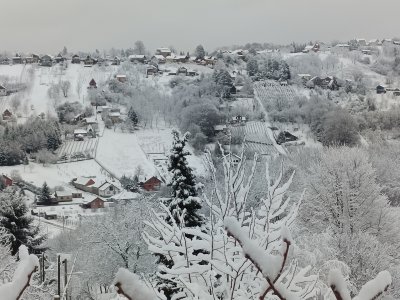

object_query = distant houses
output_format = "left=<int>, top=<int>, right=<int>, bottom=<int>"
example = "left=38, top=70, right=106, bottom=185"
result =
left=72, top=177, right=121, bottom=197
left=129, top=55, right=147, bottom=63
left=2, top=109, right=12, bottom=120
left=140, top=176, right=162, bottom=192
left=81, top=196, right=106, bottom=209
left=155, top=47, right=172, bottom=57
left=71, top=54, right=81, bottom=64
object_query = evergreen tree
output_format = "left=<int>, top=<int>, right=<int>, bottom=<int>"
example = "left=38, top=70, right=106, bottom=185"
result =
left=128, top=107, right=139, bottom=126
left=157, top=130, right=205, bottom=299
left=39, top=182, right=52, bottom=205
left=0, top=188, right=46, bottom=255
left=167, top=130, right=203, bottom=227
left=246, top=57, right=259, bottom=76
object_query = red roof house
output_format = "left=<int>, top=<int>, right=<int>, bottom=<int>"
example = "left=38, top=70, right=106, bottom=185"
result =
left=1, top=175, right=13, bottom=187
left=142, top=176, right=162, bottom=191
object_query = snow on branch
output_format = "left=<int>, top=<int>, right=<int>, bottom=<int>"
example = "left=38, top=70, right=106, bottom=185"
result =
left=0, top=245, right=39, bottom=300
left=329, top=269, right=391, bottom=300
left=114, top=268, right=157, bottom=300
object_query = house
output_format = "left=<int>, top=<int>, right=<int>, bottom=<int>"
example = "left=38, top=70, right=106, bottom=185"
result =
left=54, top=191, right=73, bottom=202
left=151, top=55, right=166, bottom=64
left=12, top=54, right=22, bottom=64
left=40, top=55, right=53, bottom=67
left=173, top=55, right=189, bottom=63
left=141, top=176, right=162, bottom=191
left=55, top=53, right=65, bottom=63
left=361, top=49, right=372, bottom=55
left=297, top=74, right=312, bottom=83
left=187, top=70, right=198, bottom=77
left=368, top=39, right=380, bottom=46
left=88, top=79, right=97, bottom=89
left=214, top=124, right=228, bottom=134
left=2, top=109, right=12, bottom=120
left=146, top=65, right=158, bottom=76
left=376, top=85, right=386, bottom=94
left=72, top=192, right=82, bottom=198
left=0, top=85, right=7, bottom=96
left=116, top=75, right=127, bottom=83
left=0, top=57, right=10, bottom=65
left=73, top=129, right=87, bottom=140
left=108, top=111, right=121, bottom=123
left=84, top=55, right=97, bottom=66
left=111, top=56, right=121, bottom=65
left=129, top=55, right=147, bottom=63
left=155, top=47, right=172, bottom=57
left=71, top=54, right=81, bottom=64
left=231, top=115, right=247, bottom=125
left=110, top=190, right=140, bottom=202
left=96, top=182, right=120, bottom=197
left=25, top=54, right=39, bottom=64
left=72, top=177, right=96, bottom=193
left=177, top=66, right=188, bottom=75
left=81, top=196, right=106, bottom=209
left=335, top=44, right=350, bottom=49
left=44, top=212, right=57, bottom=220
left=1, top=174, right=13, bottom=187
left=204, top=56, right=217, bottom=65
left=356, top=39, right=367, bottom=46
left=276, top=131, right=298, bottom=145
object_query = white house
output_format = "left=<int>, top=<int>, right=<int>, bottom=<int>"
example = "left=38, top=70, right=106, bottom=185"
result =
left=96, top=182, right=120, bottom=197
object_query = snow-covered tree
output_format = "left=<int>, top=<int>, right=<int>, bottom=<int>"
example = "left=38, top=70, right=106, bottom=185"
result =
left=39, top=182, right=52, bottom=205
left=167, top=130, right=203, bottom=227
left=0, top=188, right=46, bottom=255
left=194, top=45, right=206, bottom=60
left=128, top=106, right=139, bottom=127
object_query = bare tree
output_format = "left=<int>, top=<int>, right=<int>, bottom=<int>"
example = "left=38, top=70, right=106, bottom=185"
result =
left=60, top=80, right=71, bottom=98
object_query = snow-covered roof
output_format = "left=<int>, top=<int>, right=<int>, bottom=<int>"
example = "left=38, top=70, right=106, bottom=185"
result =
left=82, top=195, right=105, bottom=204
left=84, top=116, right=97, bottom=124
left=336, top=44, right=350, bottom=47
left=116, top=74, right=127, bottom=78
left=153, top=55, right=166, bottom=60
left=129, top=55, right=146, bottom=59
left=156, top=47, right=171, bottom=52
left=74, top=177, right=95, bottom=186
left=55, top=191, right=72, bottom=197
left=214, top=125, right=227, bottom=131
left=109, top=112, right=121, bottom=117
left=98, top=182, right=118, bottom=191
left=0, top=85, right=5, bottom=90
left=74, top=129, right=87, bottom=135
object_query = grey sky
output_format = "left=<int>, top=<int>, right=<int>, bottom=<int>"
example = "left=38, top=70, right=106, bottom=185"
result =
left=1, top=0, right=399, bottom=54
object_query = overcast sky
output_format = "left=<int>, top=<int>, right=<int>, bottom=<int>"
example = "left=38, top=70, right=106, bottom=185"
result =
left=1, top=0, right=399, bottom=54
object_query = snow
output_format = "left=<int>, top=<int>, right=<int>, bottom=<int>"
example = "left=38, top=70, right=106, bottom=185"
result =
left=353, top=271, right=391, bottom=300
left=0, top=245, right=39, bottom=300
left=96, top=129, right=157, bottom=179
left=328, top=269, right=351, bottom=300
left=113, top=268, right=156, bottom=300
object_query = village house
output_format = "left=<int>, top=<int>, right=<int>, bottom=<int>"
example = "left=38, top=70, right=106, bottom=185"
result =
left=84, top=55, right=97, bottom=66
left=129, top=55, right=147, bottom=63
left=151, top=55, right=166, bottom=64
left=187, top=70, right=198, bottom=76
left=146, top=65, right=158, bottom=76
left=72, top=177, right=96, bottom=193
left=73, top=129, right=87, bottom=140
left=81, top=196, right=106, bottom=209
left=177, top=66, right=188, bottom=75
left=1, top=174, right=13, bottom=187
left=112, top=56, right=121, bottom=65
left=155, top=47, right=172, bottom=57
left=54, top=53, right=65, bottom=63
left=214, top=124, right=228, bottom=134
left=71, top=54, right=81, bottom=64
left=116, top=74, right=127, bottom=83
left=0, top=85, right=7, bottom=96
left=95, top=182, right=121, bottom=197
left=173, top=54, right=189, bottom=63
left=108, top=111, right=121, bottom=123
left=376, top=85, right=386, bottom=94
left=72, top=191, right=83, bottom=198
left=2, top=109, right=12, bottom=120
left=54, top=191, right=73, bottom=202
left=40, top=55, right=53, bottom=67
left=88, top=79, right=97, bottom=89
left=141, top=176, right=162, bottom=192
left=12, top=54, right=22, bottom=64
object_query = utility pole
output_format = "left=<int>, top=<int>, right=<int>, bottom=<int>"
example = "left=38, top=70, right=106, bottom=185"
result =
left=57, top=255, right=61, bottom=297
left=63, top=259, right=68, bottom=300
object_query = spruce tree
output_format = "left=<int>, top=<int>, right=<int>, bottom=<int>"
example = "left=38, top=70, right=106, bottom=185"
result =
left=0, top=188, right=46, bottom=255
left=167, top=130, right=203, bottom=227
left=39, top=182, right=52, bottom=205
left=128, top=107, right=139, bottom=126
left=157, top=130, right=205, bottom=299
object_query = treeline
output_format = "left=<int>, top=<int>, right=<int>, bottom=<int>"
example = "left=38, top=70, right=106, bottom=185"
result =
left=0, top=118, right=62, bottom=166
left=247, top=56, right=290, bottom=81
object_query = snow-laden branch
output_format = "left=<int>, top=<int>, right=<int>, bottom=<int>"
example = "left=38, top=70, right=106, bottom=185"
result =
left=0, top=245, right=39, bottom=300
left=329, top=268, right=391, bottom=300
left=114, top=268, right=157, bottom=300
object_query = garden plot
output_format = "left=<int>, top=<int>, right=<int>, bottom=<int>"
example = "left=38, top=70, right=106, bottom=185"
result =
left=57, top=138, right=99, bottom=161
left=254, top=80, right=297, bottom=111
